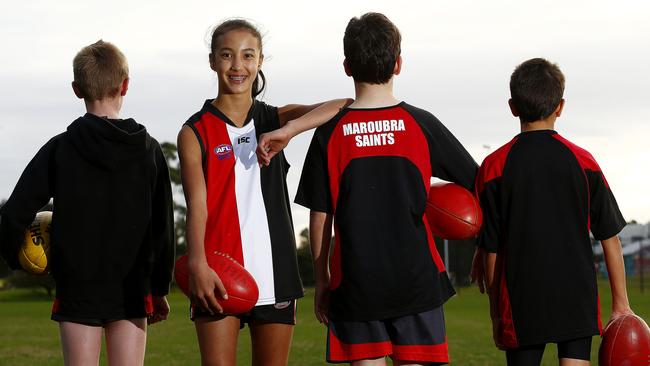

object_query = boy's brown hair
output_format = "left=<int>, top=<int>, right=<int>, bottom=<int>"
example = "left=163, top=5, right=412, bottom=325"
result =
left=344, top=12, right=401, bottom=84
left=73, top=40, right=129, bottom=101
left=509, top=58, right=565, bottom=123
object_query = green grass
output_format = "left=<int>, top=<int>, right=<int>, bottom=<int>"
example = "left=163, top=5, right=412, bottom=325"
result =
left=0, top=278, right=648, bottom=365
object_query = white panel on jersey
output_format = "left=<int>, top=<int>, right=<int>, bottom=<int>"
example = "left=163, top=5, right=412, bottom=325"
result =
left=226, top=122, right=276, bottom=306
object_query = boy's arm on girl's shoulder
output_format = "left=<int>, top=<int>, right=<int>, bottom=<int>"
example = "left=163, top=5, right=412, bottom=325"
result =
left=257, top=99, right=352, bottom=166
left=150, top=141, right=175, bottom=297
left=0, top=139, right=56, bottom=269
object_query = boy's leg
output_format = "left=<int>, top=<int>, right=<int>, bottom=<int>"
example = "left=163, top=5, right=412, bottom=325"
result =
left=194, top=315, right=240, bottom=366
left=104, top=318, right=147, bottom=366
left=58, top=321, right=103, bottom=366
left=351, top=358, right=387, bottom=365
left=248, top=300, right=297, bottom=366
left=557, top=337, right=592, bottom=366
left=505, top=344, right=545, bottom=366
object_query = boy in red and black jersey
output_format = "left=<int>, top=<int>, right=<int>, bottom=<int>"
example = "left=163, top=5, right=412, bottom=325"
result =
left=295, top=13, right=477, bottom=365
left=476, top=58, right=635, bottom=365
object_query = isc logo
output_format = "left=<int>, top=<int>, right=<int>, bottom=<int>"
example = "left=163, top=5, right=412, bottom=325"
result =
left=237, top=136, right=251, bottom=144
left=214, top=144, right=233, bottom=160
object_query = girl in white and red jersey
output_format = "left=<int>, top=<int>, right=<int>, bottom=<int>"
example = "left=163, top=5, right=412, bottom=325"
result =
left=178, top=19, right=348, bottom=365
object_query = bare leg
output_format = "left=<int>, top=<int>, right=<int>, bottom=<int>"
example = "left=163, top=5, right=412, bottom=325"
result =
left=559, top=358, right=590, bottom=366
left=393, top=360, right=429, bottom=366
left=195, top=316, right=240, bottom=366
left=59, top=321, right=102, bottom=366
left=249, top=321, right=294, bottom=366
left=105, top=318, right=147, bottom=366
left=351, top=358, right=388, bottom=366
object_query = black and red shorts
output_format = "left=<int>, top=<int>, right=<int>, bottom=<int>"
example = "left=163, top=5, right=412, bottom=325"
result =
left=327, top=305, right=449, bottom=364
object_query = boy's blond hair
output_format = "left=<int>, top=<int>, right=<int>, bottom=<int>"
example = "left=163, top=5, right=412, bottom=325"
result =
left=73, top=40, right=128, bottom=101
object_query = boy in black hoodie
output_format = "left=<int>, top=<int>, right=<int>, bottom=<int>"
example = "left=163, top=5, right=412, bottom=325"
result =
left=0, top=40, right=174, bottom=366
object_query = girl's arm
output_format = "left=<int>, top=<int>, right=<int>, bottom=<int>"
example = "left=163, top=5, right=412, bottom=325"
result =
left=309, top=210, right=333, bottom=325
left=257, top=99, right=352, bottom=165
left=601, top=235, right=634, bottom=321
left=178, top=126, right=227, bottom=314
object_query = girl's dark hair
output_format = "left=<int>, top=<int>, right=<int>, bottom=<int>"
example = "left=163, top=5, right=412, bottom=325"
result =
left=210, top=19, right=266, bottom=98
left=510, top=58, right=565, bottom=123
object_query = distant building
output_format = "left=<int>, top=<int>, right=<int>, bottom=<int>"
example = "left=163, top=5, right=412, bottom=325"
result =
left=592, top=222, right=650, bottom=277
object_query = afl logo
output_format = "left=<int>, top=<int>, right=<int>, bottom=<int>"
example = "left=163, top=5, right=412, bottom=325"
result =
left=214, top=144, right=233, bottom=160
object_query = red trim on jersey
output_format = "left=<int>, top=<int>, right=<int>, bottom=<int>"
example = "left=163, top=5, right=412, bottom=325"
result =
left=193, top=113, right=244, bottom=265
left=328, top=327, right=392, bottom=362
left=552, top=134, right=608, bottom=187
left=330, top=224, right=343, bottom=290
left=144, top=294, right=153, bottom=315
left=425, top=222, right=446, bottom=272
left=597, top=294, right=603, bottom=334
left=498, top=256, right=519, bottom=348
left=475, top=137, right=518, bottom=196
left=392, top=340, right=449, bottom=363
left=52, top=298, right=60, bottom=314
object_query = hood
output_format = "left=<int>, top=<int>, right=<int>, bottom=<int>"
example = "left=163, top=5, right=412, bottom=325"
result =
left=67, top=113, right=151, bottom=171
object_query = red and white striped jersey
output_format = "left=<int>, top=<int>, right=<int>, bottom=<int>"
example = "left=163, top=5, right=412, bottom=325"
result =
left=184, top=100, right=303, bottom=305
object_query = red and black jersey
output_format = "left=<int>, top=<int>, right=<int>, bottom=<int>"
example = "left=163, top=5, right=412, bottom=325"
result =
left=295, top=102, right=478, bottom=321
left=184, top=100, right=303, bottom=305
left=476, top=129, right=626, bottom=348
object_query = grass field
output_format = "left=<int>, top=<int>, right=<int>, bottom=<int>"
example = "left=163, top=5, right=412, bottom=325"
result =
left=0, top=278, right=648, bottom=365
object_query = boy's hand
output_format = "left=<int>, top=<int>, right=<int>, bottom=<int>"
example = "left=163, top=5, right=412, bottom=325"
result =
left=188, top=261, right=228, bottom=315
left=148, top=296, right=170, bottom=325
left=256, top=127, right=292, bottom=167
left=470, top=247, right=487, bottom=293
left=606, top=307, right=635, bottom=328
left=314, top=281, right=331, bottom=325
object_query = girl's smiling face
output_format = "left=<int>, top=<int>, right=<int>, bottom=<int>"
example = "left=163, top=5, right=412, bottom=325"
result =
left=210, top=29, right=263, bottom=96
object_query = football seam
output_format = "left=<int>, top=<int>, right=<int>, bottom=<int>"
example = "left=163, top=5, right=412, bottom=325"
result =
left=427, top=203, right=479, bottom=228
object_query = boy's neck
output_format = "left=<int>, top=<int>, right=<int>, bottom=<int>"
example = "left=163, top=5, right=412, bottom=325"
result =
left=85, top=96, right=122, bottom=119
left=349, top=80, right=399, bottom=109
left=520, top=118, right=556, bottom=133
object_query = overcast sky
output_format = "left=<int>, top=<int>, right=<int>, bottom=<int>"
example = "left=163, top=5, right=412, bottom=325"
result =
left=1, top=0, right=649, bottom=235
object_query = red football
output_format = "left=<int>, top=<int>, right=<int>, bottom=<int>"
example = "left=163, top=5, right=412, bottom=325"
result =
left=599, top=313, right=650, bottom=366
left=425, top=182, right=483, bottom=240
left=174, top=251, right=259, bottom=315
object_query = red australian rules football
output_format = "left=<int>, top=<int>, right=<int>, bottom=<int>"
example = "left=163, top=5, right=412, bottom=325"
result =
left=599, top=313, right=650, bottom=366
left=174, top=251, right=259, bottom=315
left=425, top=182, right=483, bottom=240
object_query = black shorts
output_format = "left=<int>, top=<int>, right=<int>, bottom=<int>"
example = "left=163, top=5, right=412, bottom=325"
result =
left=50, top=296, right=152, bottom=327
left=327, top=305, right=448, bottom=364
left=505, top=336, right=593, bottom=366
left=190, top=299, right=297, bottom=327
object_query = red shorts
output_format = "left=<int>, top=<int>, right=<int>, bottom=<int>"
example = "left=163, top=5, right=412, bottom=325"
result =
left=327, top=306, right=449, bottom=364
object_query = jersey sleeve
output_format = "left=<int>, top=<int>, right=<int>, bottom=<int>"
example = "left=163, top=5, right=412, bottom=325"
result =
left=475, top=163, right=501, bottom=253
left=294, top=130, right=332, bottom=213
left=0, top=138, right=57, bottom=269
left=404, top=105, right=478, bottom=190
left=150, top=141, right=176, bottom=296
left=586, top=169, right=626, bottom=240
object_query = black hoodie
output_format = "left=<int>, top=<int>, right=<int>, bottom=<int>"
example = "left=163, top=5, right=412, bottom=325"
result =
left=0, top=113, right=174, bottom=319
